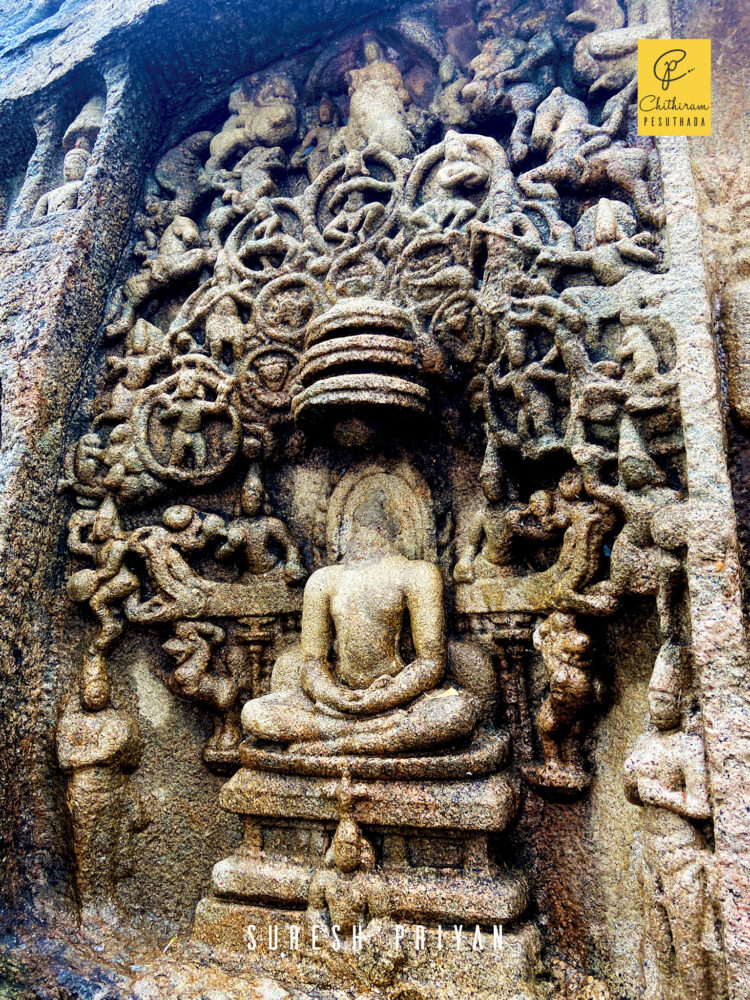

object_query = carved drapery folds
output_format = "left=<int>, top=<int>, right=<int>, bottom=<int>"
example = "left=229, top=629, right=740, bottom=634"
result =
left=56, top=1, right=725, bottom=996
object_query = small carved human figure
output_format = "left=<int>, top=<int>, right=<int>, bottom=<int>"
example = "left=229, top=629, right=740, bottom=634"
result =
left=323, top=160, right=390, bottom=248
left=100, top=423, right=161, bottom=505
left=545, top=468, right=617, bottom=611
left=162, top=621, right=240, bottom=753
left=97, top=320, right=167, bottom=423
left=206, top=145, right=285, bottom=251
left=462, top=30, right=556, bottom=165
left=217, top=471, right=306, bottom=583
left=429, top=55, right=470, bottom=129
left=527, top=611, right=601, bottom=792
left=307, top=817, right=389, bottom=936
left=204, top=72, right=297, bottom=174
left=60, top=431, right=107, bottom=504
left=242, top=489, right=494, bottom=756
left=32, top=140, right=90, bottom=218
left=158, top=368, right=230, bottom=470
left=624, top=644, right=726, bottom=1000
left=488, top=343, right=568, bottom=458
left=517, top=88, right=664, bottom=227
left=331, top=37, right=414, bottom=157
left=291, top=97, right=339, bottom=181
left=205, top=295, right=246, bottom=363
left=152, top=130, right=213, bottom=220
left=57, top=700, right=148, bottom=922
left=307, top=812, right=404, bottom=987
left=453, top=448, right=523, bottom=582
left=67, top=498, right=140, bottom=711
left=409, top=130, right=493, bottom=232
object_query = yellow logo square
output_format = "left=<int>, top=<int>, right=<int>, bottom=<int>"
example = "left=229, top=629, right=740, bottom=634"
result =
left=638, top=39, right=711, bottom=136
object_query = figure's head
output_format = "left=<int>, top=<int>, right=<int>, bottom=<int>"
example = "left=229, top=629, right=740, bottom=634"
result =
left=63, top=144, right=89, bottom=183
left=318, top=96, right=335, bottom=124
left=127, top=319, right=156, bottom=356
left=350, top=490, right=401, bottom=547
left=528, top=490, right=553, bottom=517
left=648, top=643, right=684, bottom=730
left=558, top=468, right=584, bottom=501
left=363, top=38, right=384, bottom=64
left=331, top=819, right=364, bottom=873
left=439, top=54, right=458, bottom=85
left=92, top=497, right=123, bottom=541
left=177, top=370, right=202, bottom=397
left=162, top=505, right=196, bottom=532
left=593, top=198, right=620, bottom=245
left=479, top=441, right=505, bottom=503
left=254, top=196, right=273, bottom=220
left=240, top=471, right=264, bottom=516
left=252, top=350, right=291, bottom=392
left=213, top=295, right=238, bottom=318
left=249, top=73, right=297, bottom=145
left=107, top=424, right=129, bottom=445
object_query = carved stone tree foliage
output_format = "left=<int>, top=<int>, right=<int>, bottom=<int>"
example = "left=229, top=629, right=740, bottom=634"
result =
left=57, top=1, right=726, bottom=997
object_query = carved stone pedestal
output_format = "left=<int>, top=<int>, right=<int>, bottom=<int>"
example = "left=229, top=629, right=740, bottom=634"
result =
left=195, top=901, right=543, bottom=999
left=193, top=765, right=542, bottom=997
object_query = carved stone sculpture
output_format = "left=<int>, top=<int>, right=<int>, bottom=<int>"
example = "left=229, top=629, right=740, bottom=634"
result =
left=0, top=0, right=736, bottom=996
left=624, top=644, right=727, bottom=1000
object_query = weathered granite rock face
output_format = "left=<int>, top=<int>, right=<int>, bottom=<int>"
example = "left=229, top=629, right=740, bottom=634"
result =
left=0, top=1, right=747, bottom=999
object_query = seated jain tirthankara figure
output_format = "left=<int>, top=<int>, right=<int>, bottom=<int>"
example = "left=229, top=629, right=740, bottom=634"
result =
left=241, top=491, right=496, bottom=758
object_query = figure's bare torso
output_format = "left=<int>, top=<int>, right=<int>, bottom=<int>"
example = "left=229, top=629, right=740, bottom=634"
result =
left=307, top=554, right=431, bottom=688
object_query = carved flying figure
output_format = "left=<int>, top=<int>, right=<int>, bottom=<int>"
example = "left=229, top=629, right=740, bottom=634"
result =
left=534, top=198, right=658, bottom=286
left=203, top=72, right=297, bottom=174
left=67, top=498, right=140, bottom=710
left=205, top=145, right=285, bottom=250
left=567, top=0, right=666, bottom=98
left=127, top=504, right=225, bottom=624
left=517, top=88, right=664, bottom=227
left=97, top=320, right=167, bottom=424
left=157, top=367, right=230, bottom=471
left=462, top=30, right=556, bottom=165
left=105, top=216, right=210, bottom=340
left=573, top=415, right=683, bottom=640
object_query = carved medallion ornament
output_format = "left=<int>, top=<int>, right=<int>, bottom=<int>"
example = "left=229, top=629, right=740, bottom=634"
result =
left=58, top=1, right=726, bottom=996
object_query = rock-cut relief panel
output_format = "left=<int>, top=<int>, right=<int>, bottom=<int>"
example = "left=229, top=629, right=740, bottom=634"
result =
left=57, top=2, right=726, bottom=996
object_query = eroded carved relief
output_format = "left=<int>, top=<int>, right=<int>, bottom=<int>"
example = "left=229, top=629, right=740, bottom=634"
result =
left=32, top=94, right=104, bottom=219
left=56, top=1, right=722, bottom=994
left=624, top=645, right=727, bottom=1000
